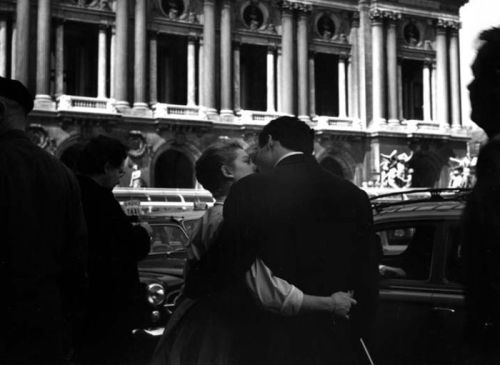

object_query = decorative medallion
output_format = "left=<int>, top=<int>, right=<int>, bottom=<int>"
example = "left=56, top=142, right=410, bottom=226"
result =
left=161, top=0, right=185, bottom=19
left=127, top=130, right=148, bottom=159
left=243, top=2, right=264, bottom=30
left=404, top=21, right=421, bottom=46
left=26, top=124, right=54, bottom=152
left=317, top=13, right=335, bottom=40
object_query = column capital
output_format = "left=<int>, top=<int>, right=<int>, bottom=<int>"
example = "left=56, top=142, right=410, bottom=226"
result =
left=370, top=9, right=401, bottom=24
left=278, top=1, right=312, bottom=13
left=98, top=23, right=108, bottom=31
left=369, top=9, right=385, bottom=24
left=436, top=18, right=460, bottom=32
left=386, top=11, right=402, bottom=24
left=338, top=52, right=349, bottom=61
left=204, top=0, right=216, bottom=6
left=267, top=44, right=278, bottom=52
left=423, top=57, right=433, bottom=67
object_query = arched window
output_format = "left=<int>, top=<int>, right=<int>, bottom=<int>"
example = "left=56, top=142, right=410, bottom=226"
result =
left=154, top=150, right=194, bottom=188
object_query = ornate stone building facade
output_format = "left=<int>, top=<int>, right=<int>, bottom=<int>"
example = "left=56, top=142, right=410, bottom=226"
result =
left=0, top=0, right=469, bottom=188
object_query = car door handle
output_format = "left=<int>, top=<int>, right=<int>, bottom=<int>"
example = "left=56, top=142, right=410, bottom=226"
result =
left=432, top=306, right=456, bottom=314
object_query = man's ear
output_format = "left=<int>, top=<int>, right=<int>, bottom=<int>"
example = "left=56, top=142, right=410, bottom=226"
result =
left=267, top=135, right=274, bottom=149
left=221, top=165, right=234, bottom=179
left=103, top=161, right=113, bottom=174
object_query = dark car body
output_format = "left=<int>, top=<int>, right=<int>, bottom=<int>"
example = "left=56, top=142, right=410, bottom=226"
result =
left=134, top=212, right=203, bottom=334
left=371, top=189, right=469, bottom=365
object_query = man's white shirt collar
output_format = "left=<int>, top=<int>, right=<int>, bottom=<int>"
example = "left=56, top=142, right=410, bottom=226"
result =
left=274, top=152, right=304, bottom=168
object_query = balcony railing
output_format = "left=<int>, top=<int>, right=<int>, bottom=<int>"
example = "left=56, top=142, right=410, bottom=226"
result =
left=239, top=110, right=285, bottom=124
left=314, top=115, right=356, bottom=129
left=153, top=103, right=203, bottom=119
left=57, top=95, right=117, bottom=113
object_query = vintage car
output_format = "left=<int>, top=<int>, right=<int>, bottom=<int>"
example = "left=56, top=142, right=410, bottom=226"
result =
left=112, top=189, right=211, bottom=338
left=371, top=188, right=470, bottom=365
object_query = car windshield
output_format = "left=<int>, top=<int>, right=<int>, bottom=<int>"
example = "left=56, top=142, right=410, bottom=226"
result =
left=150, top=224, right=189, bottom=254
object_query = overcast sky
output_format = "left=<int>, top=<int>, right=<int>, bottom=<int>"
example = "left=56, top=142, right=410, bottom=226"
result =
left=460, top=0, right=500, bottom=128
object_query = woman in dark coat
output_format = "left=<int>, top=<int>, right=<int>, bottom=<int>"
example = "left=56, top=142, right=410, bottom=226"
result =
left=75, top=135, right=151, bottom=365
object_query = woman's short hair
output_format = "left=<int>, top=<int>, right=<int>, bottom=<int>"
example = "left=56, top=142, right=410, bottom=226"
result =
left=78, top=135, right=128, bottom=176
left=195, top=139, right=245, bottom=198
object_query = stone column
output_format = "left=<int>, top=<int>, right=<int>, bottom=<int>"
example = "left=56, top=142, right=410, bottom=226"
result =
left=220, top=0, right=232, bottom=115
left=115, top=0, right=129, bottom=110
left=397, top=60, right=403, bottom=120
left=203, top=0, right=216, bottom=112
left=386, top=12, right=399, bottom=124
left=232, top=42, right=240, bottom=113
left=97, top=25, right=107, bottom=98
left=198, top=40, right=204, bottom=106
left=358, top=3, right=370, bottom=127
left=423, top=59, right=432, bottom=122
left=280, top=2, right=295, bottom=115
left=187, top=36, right=196, bottom=106
left=110, top=27, right=116, bottom=99
left=149, top=32, right=158, bottom=105
left=15, top=0, right=29, bottom=85
left=370, top=9, right=386, bottom=127
left=348, top=13, right=360, bottom=121
left=55, top=20, right=64, bottom=97
left=266, top=46, right=276, bottom=112
left=297, top=5, right=310, bottom=119
left=432, top=61, right=437, bottom=122
left=133, top=0, right=147, bottom=111
left=309, top=52, right=316, bottom=117
left=338, top=55, right=347, bottom=118
left=10, top=23, right=16, bottom=78
left=436, top=20, right=449, bottom=129
left=449, top=24, right=461, bottom=129
left=277, top=47, right=282, bottom=112
left=0, top=19, right=7, bottom=77
left=35, top=0, right=52, bottom=107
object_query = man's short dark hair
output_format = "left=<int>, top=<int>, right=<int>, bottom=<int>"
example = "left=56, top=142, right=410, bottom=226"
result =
left=0, top=77, right=34, bottom=113
left=195, top=139, right=244, bottom=198
left=258, top=116, right=314, bottom=154
left=78, top=135, right=128, bottom=176
left=478, top=27, right=500, bottom=71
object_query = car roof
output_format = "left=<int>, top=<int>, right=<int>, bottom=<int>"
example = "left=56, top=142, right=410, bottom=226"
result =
left=371, top=188, right=469, bottom=222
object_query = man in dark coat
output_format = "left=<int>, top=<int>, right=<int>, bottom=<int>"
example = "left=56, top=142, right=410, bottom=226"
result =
left=75, top=135, right=151, bottom=365
left=192, top=116, right=379, bottom=364
left=462, top=27, right=500, bottom=364
left=0, top=77, right=87, bottom=364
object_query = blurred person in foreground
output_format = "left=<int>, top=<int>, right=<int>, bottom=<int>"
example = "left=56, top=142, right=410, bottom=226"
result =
left=462, top=27, right=500, bottom=364
left=0, top=76, right=87, bottom=364
left=75, top=135, right=151, bottom=365
left=180, top=117, right=378, bottom=365
left=152, top=139, right=356, bottom=365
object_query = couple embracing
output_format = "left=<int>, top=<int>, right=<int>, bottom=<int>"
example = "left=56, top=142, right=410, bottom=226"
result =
left=152, top=116, right=379, bottom=365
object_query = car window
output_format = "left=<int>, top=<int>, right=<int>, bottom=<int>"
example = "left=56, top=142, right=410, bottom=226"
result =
left=445, top=223, right=464, bottom=284
left=150, top=224, right=189, bottom=254
left=377, top=223, right=436, bottom=281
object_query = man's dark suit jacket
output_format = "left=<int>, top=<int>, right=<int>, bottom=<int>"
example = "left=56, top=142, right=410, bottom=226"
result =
left=187, top=153, right=379, bottom=364
left=0, top=130, right=87, bottom=364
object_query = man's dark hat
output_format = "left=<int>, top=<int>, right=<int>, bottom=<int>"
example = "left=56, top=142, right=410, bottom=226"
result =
left=0, top=76, right=34, bottom=113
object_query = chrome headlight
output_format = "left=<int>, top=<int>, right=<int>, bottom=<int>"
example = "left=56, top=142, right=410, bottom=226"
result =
left=147, top=283, right=166, bottom=306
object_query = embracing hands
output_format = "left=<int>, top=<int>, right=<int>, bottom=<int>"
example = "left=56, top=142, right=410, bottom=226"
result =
left=329, top=291, right=357, bottom=319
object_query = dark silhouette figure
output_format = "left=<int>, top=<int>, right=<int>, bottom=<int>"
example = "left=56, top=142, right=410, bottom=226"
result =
left=75, top=136, right=151, bottom=365
left=0, top=77, right=87, bottom=364
left=462, top=27, right=500, bottom=364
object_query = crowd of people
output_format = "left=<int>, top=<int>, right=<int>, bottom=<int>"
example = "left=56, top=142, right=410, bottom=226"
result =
left=0, top=26, right=499, bottom=365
